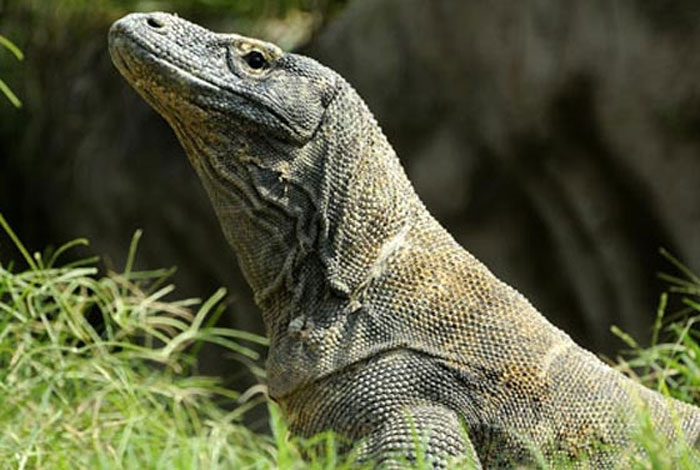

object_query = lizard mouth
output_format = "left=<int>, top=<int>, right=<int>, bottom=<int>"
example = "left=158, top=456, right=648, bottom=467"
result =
left=109, top=29, right=219, bottom=112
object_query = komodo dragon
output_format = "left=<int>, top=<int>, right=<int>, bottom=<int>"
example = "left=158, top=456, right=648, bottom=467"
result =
left=109, top=12, right=700, bottom=468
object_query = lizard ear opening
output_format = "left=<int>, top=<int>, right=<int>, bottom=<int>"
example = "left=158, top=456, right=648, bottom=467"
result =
left=225, top=53, right=338, bottom=144
left=261, top=63, right=337, bottom=142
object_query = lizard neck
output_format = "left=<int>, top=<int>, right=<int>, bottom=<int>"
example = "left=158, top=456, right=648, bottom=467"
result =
left=262, top=81, right=431, bottom=395
left=177, top=78, right=435, bottom=398
left=178, top=79, right=425, bottom=347
left=317, top=80, right=424, bottom=301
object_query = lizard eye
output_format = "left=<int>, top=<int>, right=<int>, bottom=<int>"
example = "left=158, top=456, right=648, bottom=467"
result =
left=243, top=50, right=268, bottom=70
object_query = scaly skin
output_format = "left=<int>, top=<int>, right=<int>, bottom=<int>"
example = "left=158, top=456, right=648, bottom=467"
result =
left=109, top=12, right=700, bottom=468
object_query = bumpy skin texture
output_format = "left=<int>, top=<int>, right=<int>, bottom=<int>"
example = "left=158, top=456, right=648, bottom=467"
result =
left=109, top=13, right=700, bottom=468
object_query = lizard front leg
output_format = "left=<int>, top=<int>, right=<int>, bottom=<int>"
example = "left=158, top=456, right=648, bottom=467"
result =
left=360, top=404, right=482, bottom=469
left=281, top=350, right=484, bottom=468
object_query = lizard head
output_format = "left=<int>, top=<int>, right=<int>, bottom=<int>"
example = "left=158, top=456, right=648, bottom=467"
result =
left=109, top=12, right=340, bottom=307
left=109, top=12, right=336, bottom=144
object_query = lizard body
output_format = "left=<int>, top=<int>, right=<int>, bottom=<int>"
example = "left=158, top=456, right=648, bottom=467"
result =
left=109, top=12, right=700, bottom=468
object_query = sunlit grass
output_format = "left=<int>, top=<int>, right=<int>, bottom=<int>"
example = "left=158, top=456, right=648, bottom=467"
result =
left=0, top=213, right=362, bottom=469
left=613, top=249, right=700, bottom=407
left=0, top=213, right=272, bottom=469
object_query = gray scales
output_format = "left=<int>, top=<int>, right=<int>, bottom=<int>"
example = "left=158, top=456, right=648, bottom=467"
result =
left=109, top=12, right=700, bottom=469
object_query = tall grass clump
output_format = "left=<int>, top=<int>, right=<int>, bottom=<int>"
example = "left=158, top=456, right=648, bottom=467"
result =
left=611, top=249, right=700, bottom=470
left=0, top=213, right=273, bottom=469
left=613, top=249, right=699, bottom=405
left=0, top=213, right=365, bottom=469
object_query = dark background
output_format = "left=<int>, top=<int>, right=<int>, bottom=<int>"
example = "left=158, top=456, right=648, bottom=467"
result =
left=1, top=0, right=699, bottom=391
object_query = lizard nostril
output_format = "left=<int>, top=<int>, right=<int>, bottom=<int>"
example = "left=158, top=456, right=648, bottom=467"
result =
left=146, top=17, right=165, bottom=29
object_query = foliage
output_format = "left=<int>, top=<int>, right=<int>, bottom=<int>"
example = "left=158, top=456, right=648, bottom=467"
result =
left=3, top=0, right=351, bottom=40
left=0, top=35, right=23, bottom=108
left=613, top=249, right=700, bottom=405
left=13, top=0, right=349, bottom=15
left=0, top=213, right=360, bottom=469
left=608, top=248, right=700, bottom=470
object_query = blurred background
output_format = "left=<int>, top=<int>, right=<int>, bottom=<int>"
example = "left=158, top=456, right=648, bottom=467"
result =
left=1, top=0, right=699, bottom=394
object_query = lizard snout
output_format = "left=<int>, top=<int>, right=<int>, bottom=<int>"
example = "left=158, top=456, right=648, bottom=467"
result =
left=109, top=12, right=172, bottom=42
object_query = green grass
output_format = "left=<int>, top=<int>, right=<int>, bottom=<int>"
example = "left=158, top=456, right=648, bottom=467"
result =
left=0, top=211, right=698, bottom=469
left=0, top=34, right=23, bottom=108
left=613, top=249, right=700, bottom=406
left=609, top=248, right=700, bottom=470
left=0, top=213, right=362, bottom=469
